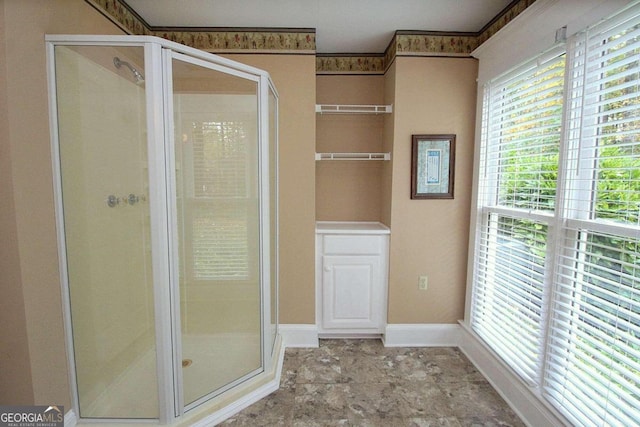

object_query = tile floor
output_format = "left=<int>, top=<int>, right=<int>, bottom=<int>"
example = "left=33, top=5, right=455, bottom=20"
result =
left=222, top=339, right=525, bottom=426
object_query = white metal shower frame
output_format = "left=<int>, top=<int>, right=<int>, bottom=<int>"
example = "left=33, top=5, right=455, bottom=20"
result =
left=46, top=34, right=279, bottom=425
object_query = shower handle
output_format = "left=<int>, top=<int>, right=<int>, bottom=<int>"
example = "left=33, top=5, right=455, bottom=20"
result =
left=107, top=195, right=119, bottom=208
left=106, top=194, right=146, bottom=207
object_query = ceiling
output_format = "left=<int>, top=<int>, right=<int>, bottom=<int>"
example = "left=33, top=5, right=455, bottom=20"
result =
left=124, top=0, right=514, bottom=54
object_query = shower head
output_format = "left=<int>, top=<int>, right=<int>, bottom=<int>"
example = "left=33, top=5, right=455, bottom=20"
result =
left=113, top=57, right=145, bottom=84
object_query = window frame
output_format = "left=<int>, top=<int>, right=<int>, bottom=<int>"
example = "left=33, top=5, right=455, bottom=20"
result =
left=469, top=4, right=640, bottom=425
left=472, top=46, right=567, bottom=386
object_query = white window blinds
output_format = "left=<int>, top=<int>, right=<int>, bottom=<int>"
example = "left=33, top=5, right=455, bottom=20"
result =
left=483, top=51, right=566, bottom=213
left=543, top=8, right=640, bottom=425
left=472, top=3, right=640, bottom=425
left=473, top=49, right=565, bottom=385
left=187, top=118, right=254, bottom=281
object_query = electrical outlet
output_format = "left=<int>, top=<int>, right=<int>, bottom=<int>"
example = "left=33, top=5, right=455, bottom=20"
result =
left=419, top=275, right=428, bottom=290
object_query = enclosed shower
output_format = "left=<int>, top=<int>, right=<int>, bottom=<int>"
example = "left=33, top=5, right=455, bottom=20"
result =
left=46, top=35, right=279, bottom=424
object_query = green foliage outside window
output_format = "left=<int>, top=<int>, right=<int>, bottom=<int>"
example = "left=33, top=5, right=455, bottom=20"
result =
left=493, top=36, right=640, bottom=402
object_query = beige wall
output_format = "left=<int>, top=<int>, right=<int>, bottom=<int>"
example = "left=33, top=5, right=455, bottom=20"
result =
left=1, top=1, right=317, bottom=409
left=1, top=0, right=126, bottom=408
left=387, top=57, right=478, bottom=323
left=1, top=0, right=476, bottom=412
left=381, top=63, right=397, bottom=226
left=0, top=1, right=34, bottom=405
left=223, top=54, right=317, bottom=324
left=313, top=59, right=477, bottom=324
left=316, top=75, right=385, bottom=221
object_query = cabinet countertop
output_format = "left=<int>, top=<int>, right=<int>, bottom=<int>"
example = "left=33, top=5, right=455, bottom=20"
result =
left=316, top=221, right=390, bottom=235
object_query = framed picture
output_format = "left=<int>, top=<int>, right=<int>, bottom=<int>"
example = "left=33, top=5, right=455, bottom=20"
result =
left=411, top=134, right=456, bottom=199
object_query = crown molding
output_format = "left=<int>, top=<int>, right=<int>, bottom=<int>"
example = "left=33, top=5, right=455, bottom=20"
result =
left=152, top=29, right=315, bottom=54
left=476, top=0, right=538, bottom=45
left=86, top=0, right=153, bottom=35
left=87, top=0, right=537, bottom=73
left=394, top=31, right=479, bottom=57
left=316, top=54, right=385, bottom=75
left=86, top=0, right=316, bottom=53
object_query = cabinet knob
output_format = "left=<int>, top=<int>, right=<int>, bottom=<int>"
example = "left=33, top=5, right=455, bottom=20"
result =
left=324, top=266, right=331, bottom=272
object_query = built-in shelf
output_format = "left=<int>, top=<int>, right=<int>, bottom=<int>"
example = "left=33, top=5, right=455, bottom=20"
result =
left=316, top=104, right=392, bottom=114
left=315, top=152, right=391, bottom=161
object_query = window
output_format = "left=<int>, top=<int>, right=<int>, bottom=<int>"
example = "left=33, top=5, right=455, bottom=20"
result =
left=544, top=11, right=640, bottom=425
left=473, top=49, right=565, bottom=385
left=183, top=118, right=256, bottom=281
left=472, top=4, right=640, bottom=425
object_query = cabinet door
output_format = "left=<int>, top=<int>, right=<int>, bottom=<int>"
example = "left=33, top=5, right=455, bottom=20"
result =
left=322, top=255, right=382, bottom=330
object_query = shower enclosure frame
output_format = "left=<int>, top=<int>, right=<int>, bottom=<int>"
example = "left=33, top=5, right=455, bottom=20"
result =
left=46, top=35, right=280, bottom=425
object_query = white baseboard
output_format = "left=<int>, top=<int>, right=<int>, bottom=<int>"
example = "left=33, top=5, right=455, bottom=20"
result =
left=279, top=324, right=319, bottom=347
left=383, top=323, right=461, bottom=347
left=281, top=323, right=461, bottom=348
left=458, top=321, right=568, bottom=427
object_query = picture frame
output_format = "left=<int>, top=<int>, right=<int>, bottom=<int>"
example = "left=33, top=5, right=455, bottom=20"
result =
left=411, top=134, right=456, bottom=199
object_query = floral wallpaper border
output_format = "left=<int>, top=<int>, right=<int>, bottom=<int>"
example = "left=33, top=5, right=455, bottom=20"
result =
left=153, top=29, right=315, bottom=53
left=316, top=55, right=385, bottom=75
left=87, top=0, right=316, bottom=52
left=87, top=0, right=536, bottom=73
left=476, top=0, right=537, bottom=45
left=87, top=0, right=152, bottom=36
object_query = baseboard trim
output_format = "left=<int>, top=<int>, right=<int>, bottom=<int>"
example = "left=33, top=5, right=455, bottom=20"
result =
left=458, top=321, right=568, bottom=427
left=280, top=323, right=463, bottom=348
left=279, top=324, right=319, bottom=347
left=189, top=334, right=285, bottom=426
left=382, top=323, right=461, bottom=347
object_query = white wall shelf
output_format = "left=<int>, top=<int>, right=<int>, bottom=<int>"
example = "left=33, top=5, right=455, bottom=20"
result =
left=316, top=104, right=392, bottom=114
left=315, top=152, right=391, bottom=161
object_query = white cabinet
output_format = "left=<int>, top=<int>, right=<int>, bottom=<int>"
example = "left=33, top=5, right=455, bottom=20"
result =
left=316, top=222, right=390, bottom=336
left=322, top=255, right=382, bottom=330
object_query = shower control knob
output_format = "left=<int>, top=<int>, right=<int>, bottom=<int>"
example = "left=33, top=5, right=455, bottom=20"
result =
left=107, top=195, right=119, bottom=208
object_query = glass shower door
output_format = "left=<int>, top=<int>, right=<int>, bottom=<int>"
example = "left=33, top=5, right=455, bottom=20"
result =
left=169, top=53, right=262, bottom=408
left=53, top=45, right=159, bottom=419
left=49, top=36, right=278, bottom=423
